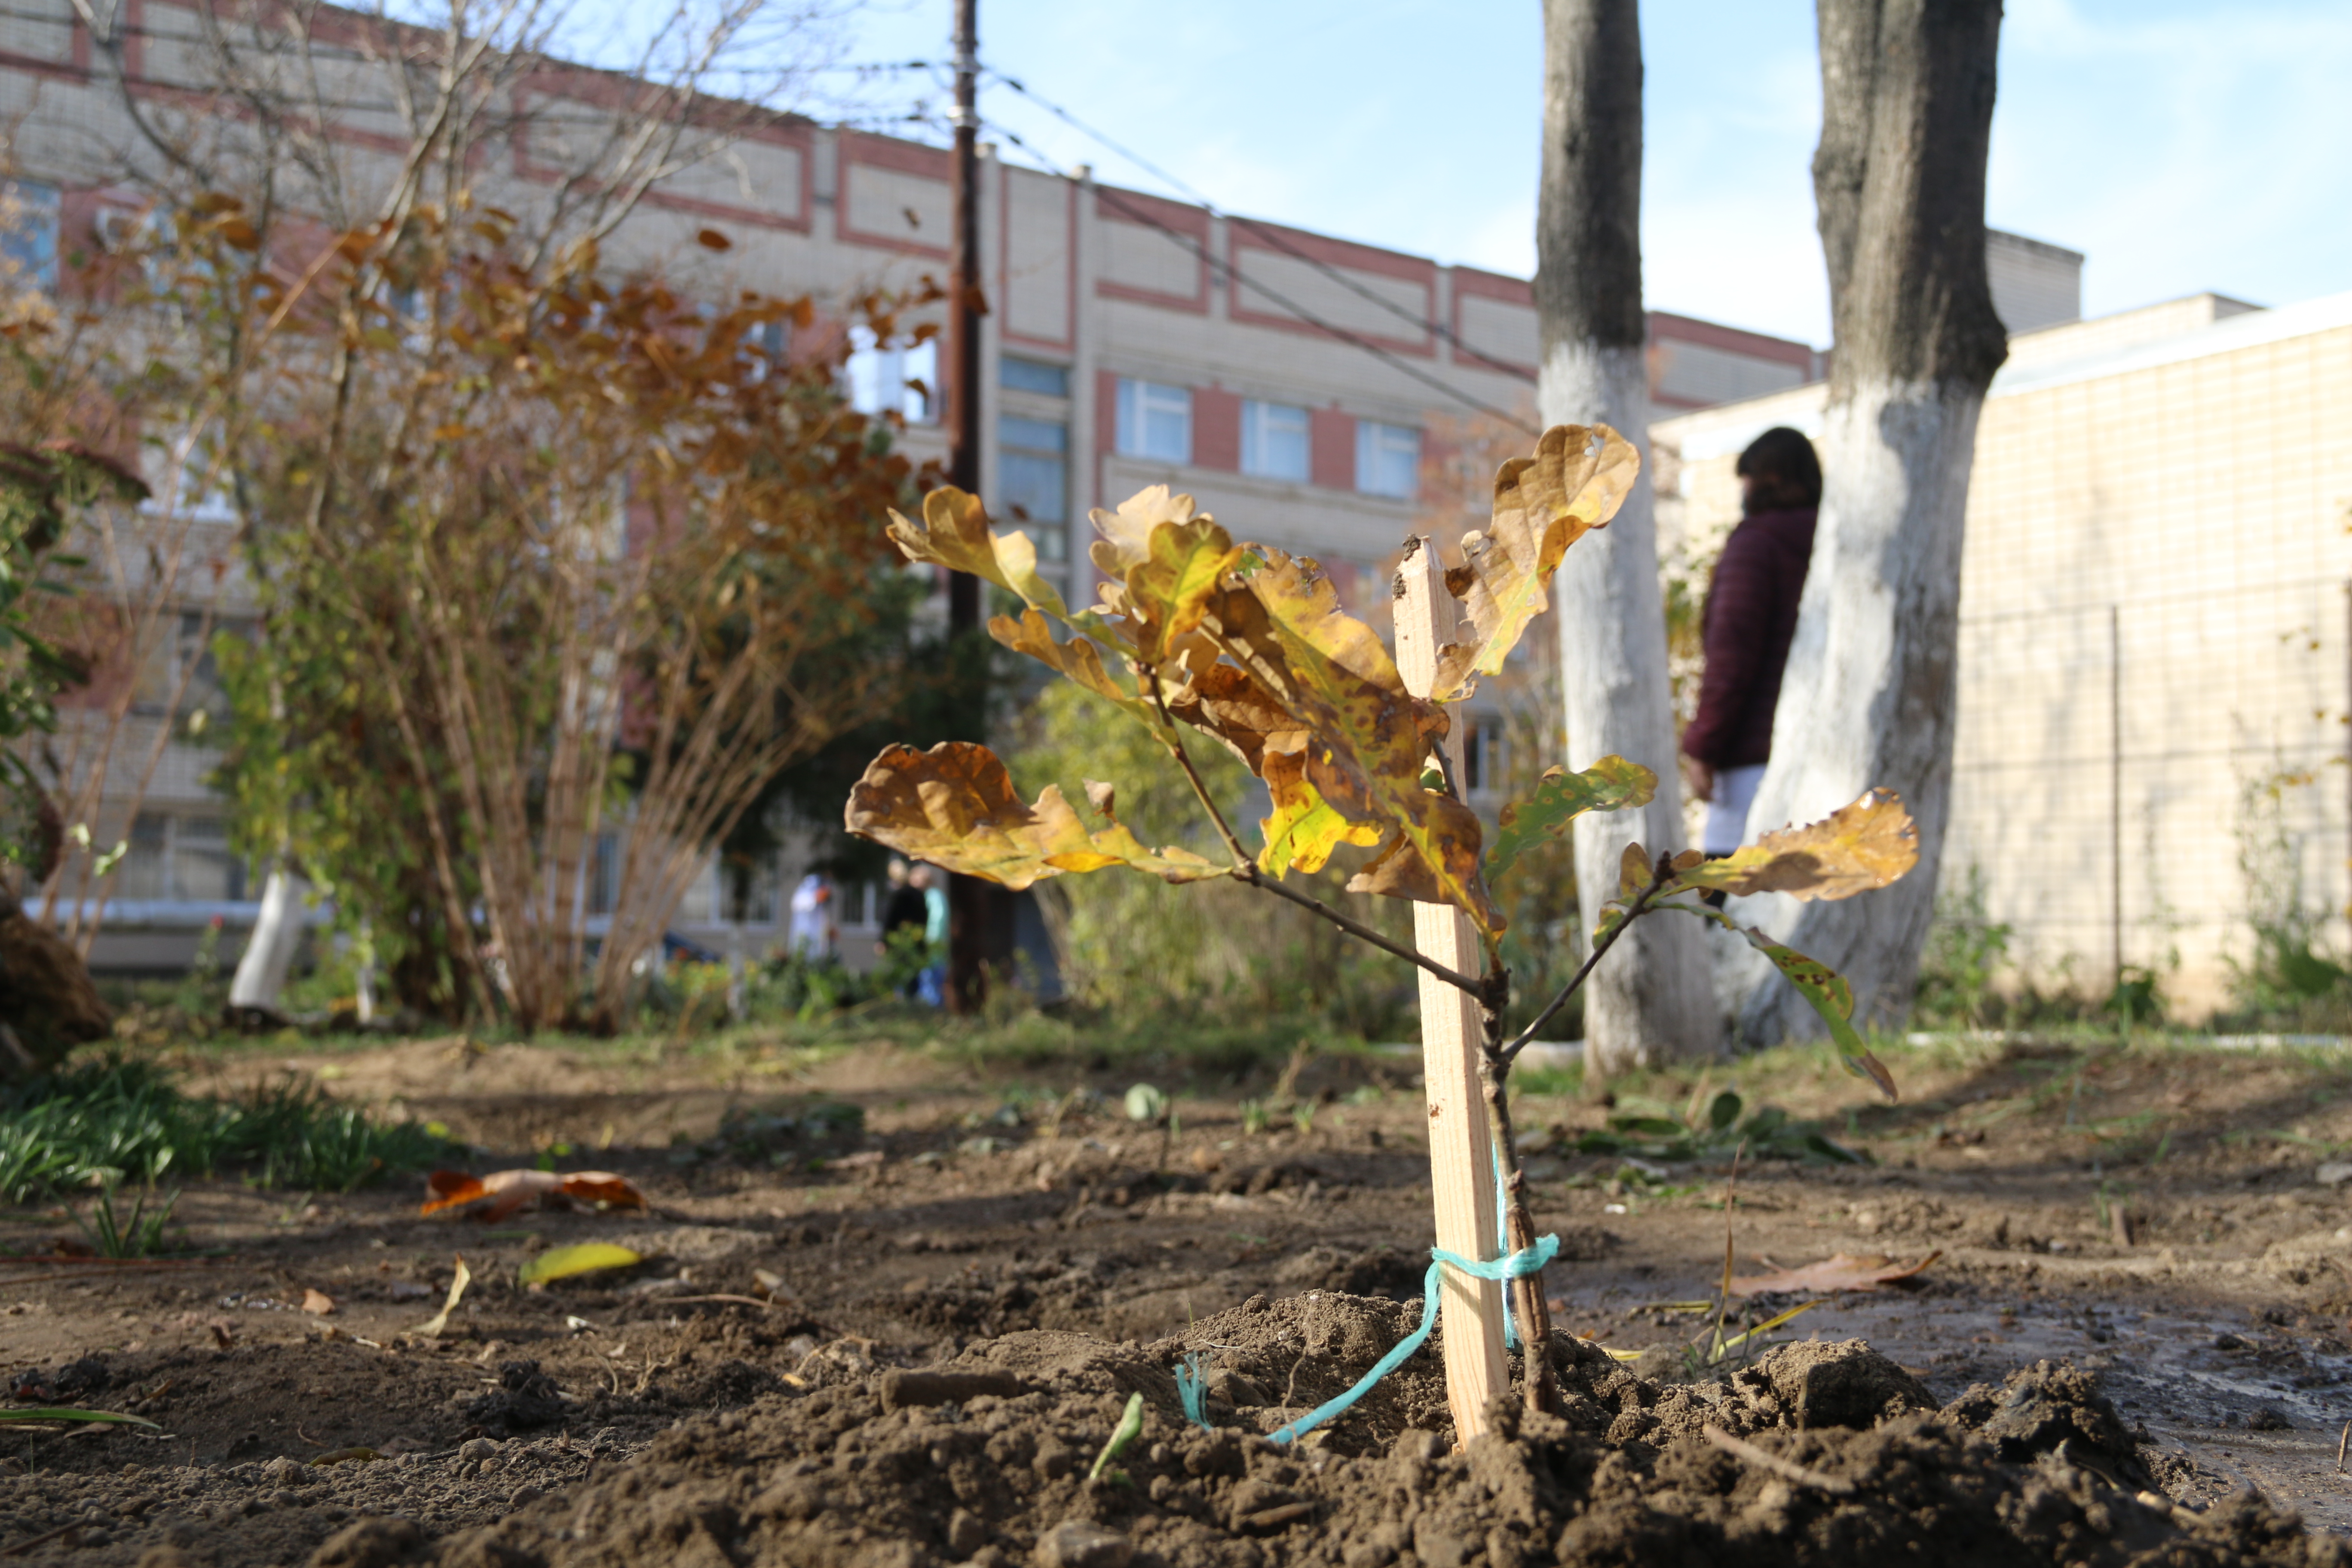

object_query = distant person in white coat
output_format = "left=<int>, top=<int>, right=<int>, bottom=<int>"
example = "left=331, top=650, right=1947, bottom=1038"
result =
left=787, top=871, right=837, bottom=961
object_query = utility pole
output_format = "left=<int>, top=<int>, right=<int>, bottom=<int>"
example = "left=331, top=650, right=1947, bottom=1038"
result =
left=944, top=0, right=989, bottom=1013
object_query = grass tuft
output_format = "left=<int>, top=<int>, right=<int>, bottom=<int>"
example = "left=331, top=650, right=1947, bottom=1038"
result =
left=0, top=1056, right=451, bottom=1202
left=71, top=1179, right=181, bottom=1258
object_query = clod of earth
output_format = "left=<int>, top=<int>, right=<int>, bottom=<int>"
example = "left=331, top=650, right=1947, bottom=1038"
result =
left=322, top=1296, right=2336, bottom=1568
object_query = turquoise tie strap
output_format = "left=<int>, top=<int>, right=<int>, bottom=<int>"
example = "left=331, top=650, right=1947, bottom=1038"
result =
left=1174, top=1352, right=1215, bottom=1432
left=1250, top=1235, right=1559, bottom=1446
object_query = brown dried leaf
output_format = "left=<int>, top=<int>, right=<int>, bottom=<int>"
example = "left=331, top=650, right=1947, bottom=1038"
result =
left=1432, top=424, right=1639, bottom=700
left=887, top=487, right=1066, bottom=615
left=1161, top=659, right=1308, bottom=774
left=1728, top=1250, right=1940, bottom=1298
left=989, top=611, right=1155, bottom=726
left=1672, top=789, right=1919, bottom=901
left=1618, top=842, right=1651, bottom=897
left=420, top=1169, right=649, bottom=1221
left=406, top=1256, right=472, bottom=1341
left=1204, top=555, right=1499, bottom=931
left=301, top=1288, right=337, bottom=1317
left=844, top=741, right=1223, bottom=889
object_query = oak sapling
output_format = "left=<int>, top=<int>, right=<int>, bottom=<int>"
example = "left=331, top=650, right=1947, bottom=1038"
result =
left=845, top=423, right=1917, bottom=1424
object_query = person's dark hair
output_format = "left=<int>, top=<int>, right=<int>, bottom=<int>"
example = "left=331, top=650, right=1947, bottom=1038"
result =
left=1735, top=426, right=1822, bottom=509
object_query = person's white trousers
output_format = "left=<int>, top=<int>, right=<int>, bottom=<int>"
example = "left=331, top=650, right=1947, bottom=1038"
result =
left=1702, top=763, right=1769, bottom=856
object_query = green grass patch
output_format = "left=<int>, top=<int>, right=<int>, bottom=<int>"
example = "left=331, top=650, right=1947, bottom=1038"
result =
left=0, top=1057, right=453, bottom=1202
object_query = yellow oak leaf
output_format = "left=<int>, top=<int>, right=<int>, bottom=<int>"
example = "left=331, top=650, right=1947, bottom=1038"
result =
left=1433, top=423, right=1638, bottom=701
left=886, top=485, right=1066, bottom=616
left=1670, top=788, right=1918, bottom=901
left=845, top=742, right=1223, bottom=889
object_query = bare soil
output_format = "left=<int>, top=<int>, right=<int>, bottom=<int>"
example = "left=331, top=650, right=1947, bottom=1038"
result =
left=7, top=1029, right=2352, bottom=1566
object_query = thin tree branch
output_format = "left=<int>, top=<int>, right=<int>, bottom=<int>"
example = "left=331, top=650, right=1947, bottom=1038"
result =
left=1145, top=668, right=1485, bottom=996
left=1500, top=856, right=1673, bottom=1060
left=1242, top=861, right=1485, bottom=996
left=1146, top=670, right=1251, bottom=867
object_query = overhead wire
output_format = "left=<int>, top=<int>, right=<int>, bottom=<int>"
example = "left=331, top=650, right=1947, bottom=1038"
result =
left=20, top=12, right=1534, bottom=427
left=980, top=119, right=1537, bottom=435
left=984, top=67, right=1539, bottom=389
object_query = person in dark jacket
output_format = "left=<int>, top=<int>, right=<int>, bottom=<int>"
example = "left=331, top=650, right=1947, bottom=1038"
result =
left=1681, top=426, right=1822, bottom=858
left=877, top=858, right=928, bottom=950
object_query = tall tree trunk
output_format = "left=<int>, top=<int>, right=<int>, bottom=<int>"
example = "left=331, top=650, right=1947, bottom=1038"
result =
left=228, top=861, right=306, bottom=1022
left=1736, top=0, right=2007, bottom=1042
left=1537, top=0, right=1716, bottom=1072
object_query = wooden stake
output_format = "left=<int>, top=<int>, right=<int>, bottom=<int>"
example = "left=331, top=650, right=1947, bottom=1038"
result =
left=1391, top=535, right=1510, bottom=1443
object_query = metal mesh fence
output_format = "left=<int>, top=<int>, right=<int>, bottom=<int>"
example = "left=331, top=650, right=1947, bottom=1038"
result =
left=1946, top=577, right=2351, bottom=1005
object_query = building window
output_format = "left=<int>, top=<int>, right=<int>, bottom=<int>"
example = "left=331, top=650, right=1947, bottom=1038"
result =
left=1, top=178, right=60, bottom=292
left=1460, top=720, right=1501, bottom=796
left=585, top=831, right=614, bottom=917
left=1115, top=378, right=1191, bottom=464
left=1001, top=356, right=1069, bottom=397
left=173, top=817, right=243, bottom=902
left=113, top=812, right=248, bottom=903
left=846, top=328, right=939, bottom=424
left=1240, top=400, right=1310, bottom=482
left=999, top=416, right=1069, bottom=561
left=135, top=611, right=242, bottom=720
left=115, top=813, right=169, bottom=901
left=1356, top=420, right=1420, bottom=498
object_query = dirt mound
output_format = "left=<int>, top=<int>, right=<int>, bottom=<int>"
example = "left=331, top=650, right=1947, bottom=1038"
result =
left=386, top=1296, right=2337, bottom=1568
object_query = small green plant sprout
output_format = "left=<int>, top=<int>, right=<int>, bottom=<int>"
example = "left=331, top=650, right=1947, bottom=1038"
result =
left=1240, top=1099, right=1270, bottom=1137
left=846, top=425, right=1918, bottom=1430
left=73, top=1179, right=181, bottom=1259
left=1089, top=1391, right=1146, bottom=1483
left=1291, top=1101, right=1317, bottom=1136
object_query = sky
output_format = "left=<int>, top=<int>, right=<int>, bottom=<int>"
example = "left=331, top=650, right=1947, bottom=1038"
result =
left=775, top=0, right=2352, bottom=349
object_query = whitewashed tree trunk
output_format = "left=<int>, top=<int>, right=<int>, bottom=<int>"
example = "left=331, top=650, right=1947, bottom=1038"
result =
left=1735, top=0, right=2006, bottom=1041
left=1545, top=347, right=1718, bottom=1071
left=1733, top=386, right=1985, bottom=1040
left=229, top=863, right=306, bottom=1017
left=1539, top=0, right=1715, bottom=1072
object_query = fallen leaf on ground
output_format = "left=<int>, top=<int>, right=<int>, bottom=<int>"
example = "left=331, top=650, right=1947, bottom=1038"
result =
left=309, top=1447, right=382, bottom=1466
left=406, top=1256, right=472, bottom=1338
left=520, top=1243, right=642, bottom=1287
left=0, top=1407, right=161, bottom=1428
left=827, top=1150, right=885, bottom=1170
left=301, top=1288, right=337, bottom=1316
left=420, top=1169, right=647, bottom=1221
left=1729, top=1250, right=1941, bottom=1298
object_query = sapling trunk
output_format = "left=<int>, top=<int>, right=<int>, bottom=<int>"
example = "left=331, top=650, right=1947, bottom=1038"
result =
left=1475, top=1025, right=1564, bottom=1415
